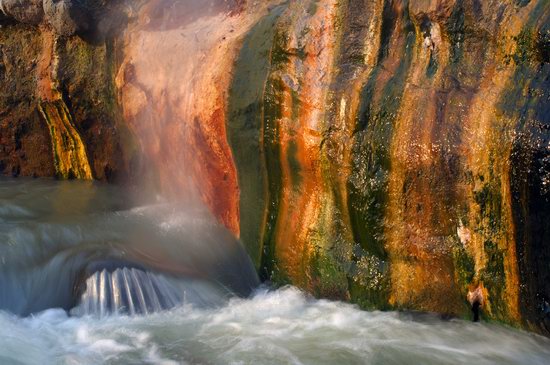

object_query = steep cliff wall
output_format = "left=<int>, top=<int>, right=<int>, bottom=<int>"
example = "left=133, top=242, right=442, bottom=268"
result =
left=227, top=0, right=550, bottom=335
left=1, top=0, right=549, bottom=335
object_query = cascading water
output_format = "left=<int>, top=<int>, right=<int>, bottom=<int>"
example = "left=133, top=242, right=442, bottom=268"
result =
left=116, top=0, right=285, bottom=234
left=74, top=268, right=182, bottom=316
left=0, top=177, right=258, bottom=318
left=73, top=267, right=236, bottom=317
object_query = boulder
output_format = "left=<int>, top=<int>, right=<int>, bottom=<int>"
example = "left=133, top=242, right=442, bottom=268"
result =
left=43, top=0, right=89, bottom=36
left=0, top=0, right=44, bottom=24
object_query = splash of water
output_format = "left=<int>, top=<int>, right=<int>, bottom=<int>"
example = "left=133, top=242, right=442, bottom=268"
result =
left=0, top=178, right=258, bottom=317
left=116, top=0, right=284, bottom=233
left=72, top=267, right=236, bottom=317
left=74, top=268, right=181, bottom=316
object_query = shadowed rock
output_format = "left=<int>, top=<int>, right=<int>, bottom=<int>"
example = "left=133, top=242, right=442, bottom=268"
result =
left=0, top=0, right=91, bottom=35
left=0, top=0, right=44, bottom=24
left=43, top=0, right=90, bottom=36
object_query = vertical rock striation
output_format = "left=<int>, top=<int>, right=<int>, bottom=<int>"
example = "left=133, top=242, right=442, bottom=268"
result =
left=227, top=0, right=550, bottom=334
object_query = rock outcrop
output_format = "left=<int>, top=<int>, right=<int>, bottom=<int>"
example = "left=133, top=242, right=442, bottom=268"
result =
left=0, top=0, right=138, bottom=180
left=42, top=0, right=89, bottom=36
left=0, top=0, right=88, bottom=35
left=1, top=0, right=549, bottom=336
left=0, top=0, right=44, bottom=24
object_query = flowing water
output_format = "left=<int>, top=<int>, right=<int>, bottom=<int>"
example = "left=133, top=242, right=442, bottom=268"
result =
left=1, top=178, right=550, bottom=365
left=0, top=177, right=258, bottom=317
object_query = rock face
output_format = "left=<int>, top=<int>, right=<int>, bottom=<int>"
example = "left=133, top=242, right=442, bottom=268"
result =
left=0, top=0, right=137, bottom=180
left=224, top=0, right=550, bottom=336
left=1, top=0, right=549, bottom=335
left=0, top=0, right=132, bottom=36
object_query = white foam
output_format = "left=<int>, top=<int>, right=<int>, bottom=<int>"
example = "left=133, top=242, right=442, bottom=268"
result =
left=0, top=287, right=549, bottom=364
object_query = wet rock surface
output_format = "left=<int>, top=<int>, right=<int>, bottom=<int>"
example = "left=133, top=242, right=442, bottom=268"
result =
left=0, top=0, right=133, bottom=37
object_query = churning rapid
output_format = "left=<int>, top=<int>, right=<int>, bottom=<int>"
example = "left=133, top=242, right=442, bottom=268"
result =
left=1, top=287, right=550, bottom=365
left=0, top=178, right=549, bottom=365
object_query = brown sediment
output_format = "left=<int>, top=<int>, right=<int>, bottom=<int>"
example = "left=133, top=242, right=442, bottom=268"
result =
left=1, top=13, right=129, bottom=181
left=36, top=28, right=58, bottom=102
left=0, top=22, right=56, bottom=178
left=383, top=0, right=540, bottom=320
left=386, top=2, right=463, bottom=313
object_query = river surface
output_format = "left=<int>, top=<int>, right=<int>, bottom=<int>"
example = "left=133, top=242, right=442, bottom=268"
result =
left=1, top=178, right=549, bottom=365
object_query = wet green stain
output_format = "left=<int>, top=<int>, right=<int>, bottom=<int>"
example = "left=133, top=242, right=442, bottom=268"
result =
left=226, top=5, right=287, bottom=270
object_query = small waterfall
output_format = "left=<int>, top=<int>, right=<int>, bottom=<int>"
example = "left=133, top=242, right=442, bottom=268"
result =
left=73, top=268, right=184, bottom=317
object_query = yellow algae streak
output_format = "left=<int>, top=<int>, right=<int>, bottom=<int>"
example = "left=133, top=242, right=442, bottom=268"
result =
left=38, top=101, right=93, bottom=180
left=36, top=28, right=92, bottom=180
